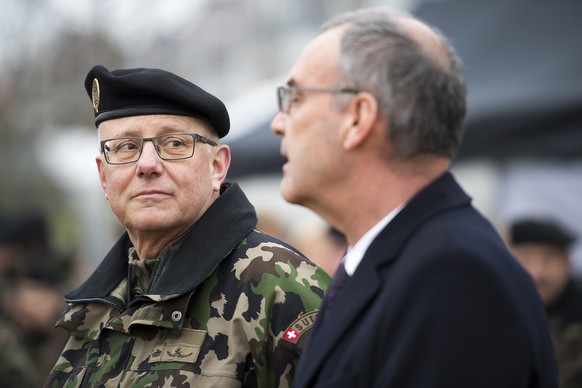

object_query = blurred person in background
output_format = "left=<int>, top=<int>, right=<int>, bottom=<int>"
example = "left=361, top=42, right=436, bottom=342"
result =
left=270, top=7, right=558, bottom=388
left=287, top=219, right=347, bottom=275
left=0, top=213, right=70, bottom=387
left=256, top=210, right=287, bottom=240
left=508, top=218, right=582, bottom=388
left=44, top=65, right=330, bottom=387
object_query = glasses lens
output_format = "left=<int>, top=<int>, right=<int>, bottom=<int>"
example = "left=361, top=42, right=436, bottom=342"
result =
left=154, top=134, right=195, bottom=160
left=103, top=138, right=142, bottom=164
left=279, top=86, right=294, bottom=112
left=277, top=86, right=284, bottom=112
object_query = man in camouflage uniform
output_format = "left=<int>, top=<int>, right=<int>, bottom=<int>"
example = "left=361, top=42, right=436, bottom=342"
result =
left=44, top=65, right=330, bottom=387
left=509, top=218, right=582, bottom=388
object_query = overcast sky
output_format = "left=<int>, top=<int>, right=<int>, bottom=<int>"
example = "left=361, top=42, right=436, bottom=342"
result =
left=0, top=0, right=206, bottom=70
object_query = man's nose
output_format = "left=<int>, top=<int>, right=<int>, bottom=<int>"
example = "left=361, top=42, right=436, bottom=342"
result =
left=136, top=141, right=163, bottom=173
left=270, top=112, right=286, bottom=136
left=527, top=259, right=547, bottom=284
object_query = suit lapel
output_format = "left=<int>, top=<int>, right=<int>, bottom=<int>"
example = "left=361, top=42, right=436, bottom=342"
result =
left=297, top=262, right=383, bottom=385
left=296, top=173, right=472, bottom=386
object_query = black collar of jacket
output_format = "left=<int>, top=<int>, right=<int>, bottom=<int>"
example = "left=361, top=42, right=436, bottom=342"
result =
left=364, top=171, right=471, bottom=268
left=65, top=182, right=257, bottom=301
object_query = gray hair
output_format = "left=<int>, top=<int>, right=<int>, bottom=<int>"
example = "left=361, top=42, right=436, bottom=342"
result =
left=323, top=8, right=467, bottom=160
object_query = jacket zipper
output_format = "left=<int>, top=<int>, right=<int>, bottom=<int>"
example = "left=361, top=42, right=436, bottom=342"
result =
left=65, top=296, right=125, bottom=313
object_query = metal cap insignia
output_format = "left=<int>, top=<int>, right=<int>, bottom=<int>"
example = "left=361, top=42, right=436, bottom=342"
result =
left=92, top=78, right=100, bottom=113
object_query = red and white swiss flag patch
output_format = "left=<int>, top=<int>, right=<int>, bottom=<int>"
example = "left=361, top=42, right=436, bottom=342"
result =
left=281, top=310, right=318, bottom=344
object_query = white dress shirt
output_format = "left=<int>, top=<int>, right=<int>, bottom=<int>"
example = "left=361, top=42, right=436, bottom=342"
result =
left=343, top=205, right=404, bottom=276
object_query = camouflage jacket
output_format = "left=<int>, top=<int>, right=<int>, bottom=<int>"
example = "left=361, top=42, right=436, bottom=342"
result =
left=547, top=280, right=582, bottom=388
left=44, top=183, right=330, bottom=388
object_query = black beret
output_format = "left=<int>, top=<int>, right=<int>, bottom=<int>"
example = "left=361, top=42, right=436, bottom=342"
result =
left=84, top=65, right=230, bottom=138
left=510, top=218, right=577, bottom=249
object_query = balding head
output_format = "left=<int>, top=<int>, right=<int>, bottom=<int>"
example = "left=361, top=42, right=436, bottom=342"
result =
left=395, top=15, right=452, bottom=70
left=324, top=9, right=452, bottom=71
left=322, top=7, right=466, bottom=161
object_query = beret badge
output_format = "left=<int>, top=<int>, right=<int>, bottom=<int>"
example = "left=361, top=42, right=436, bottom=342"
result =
left=91, top=78, right=100, bottom=113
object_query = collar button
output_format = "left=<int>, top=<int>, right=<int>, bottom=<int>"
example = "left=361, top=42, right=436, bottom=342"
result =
left=171, top=310, right=183, bottom=322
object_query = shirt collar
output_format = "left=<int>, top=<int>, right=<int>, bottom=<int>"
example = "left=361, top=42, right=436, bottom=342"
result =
left=343, top=204, right=404, bottom=276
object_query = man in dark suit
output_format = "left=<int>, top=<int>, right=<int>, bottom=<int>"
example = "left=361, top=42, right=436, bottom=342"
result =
left=270, top=7, right=558, bottom=388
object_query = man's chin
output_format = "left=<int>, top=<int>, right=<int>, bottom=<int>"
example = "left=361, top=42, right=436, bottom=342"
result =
left=280, top=184, right=301, bottom=206
left=127, top=211, right=174, bottom=231
left=537, top=287, right=555, bottom=307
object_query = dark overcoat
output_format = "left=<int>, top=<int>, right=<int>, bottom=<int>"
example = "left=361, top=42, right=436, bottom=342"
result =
left=295, top=172, right=558, bottom=388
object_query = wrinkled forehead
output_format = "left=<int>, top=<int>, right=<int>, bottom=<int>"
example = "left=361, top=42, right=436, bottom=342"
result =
left=97, top=114, right=215, bottom=139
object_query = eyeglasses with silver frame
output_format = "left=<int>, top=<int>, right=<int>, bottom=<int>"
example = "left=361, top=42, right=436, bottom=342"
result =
left=100, top=133, right=217, bottom=165
left=276, top=85, right=359, bottom=113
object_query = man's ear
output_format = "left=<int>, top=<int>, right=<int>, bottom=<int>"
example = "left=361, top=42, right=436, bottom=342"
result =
left=96, top=155, right=108, bottom=198
left=340, top=92, right=379, bottom=151
left=211, top=145, right=231, bottom=192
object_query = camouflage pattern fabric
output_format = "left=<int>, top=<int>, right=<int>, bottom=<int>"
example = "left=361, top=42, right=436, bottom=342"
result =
left=44, top=183, right=330, bottom=387
left=547, top=281, right=582, bottom=388
left=551, top=319, right=582, bottom=388
left=0, top=318, right=41, bottom=387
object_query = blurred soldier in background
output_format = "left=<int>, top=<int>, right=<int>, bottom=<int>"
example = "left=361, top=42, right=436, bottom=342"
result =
left=509, top=218, right=582, bottom=388
left=287, top=220, right=347, bottom=275
left=0, top=213, right=70, bottom=387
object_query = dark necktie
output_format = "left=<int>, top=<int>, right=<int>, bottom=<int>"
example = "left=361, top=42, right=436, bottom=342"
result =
left=323, top=262, right=350, bottom=317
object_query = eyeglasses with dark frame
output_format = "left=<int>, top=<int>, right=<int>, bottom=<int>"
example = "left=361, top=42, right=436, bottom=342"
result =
left=276, top=85, right=359, bottom=113
left=100, top=133, right=217, bottom=165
